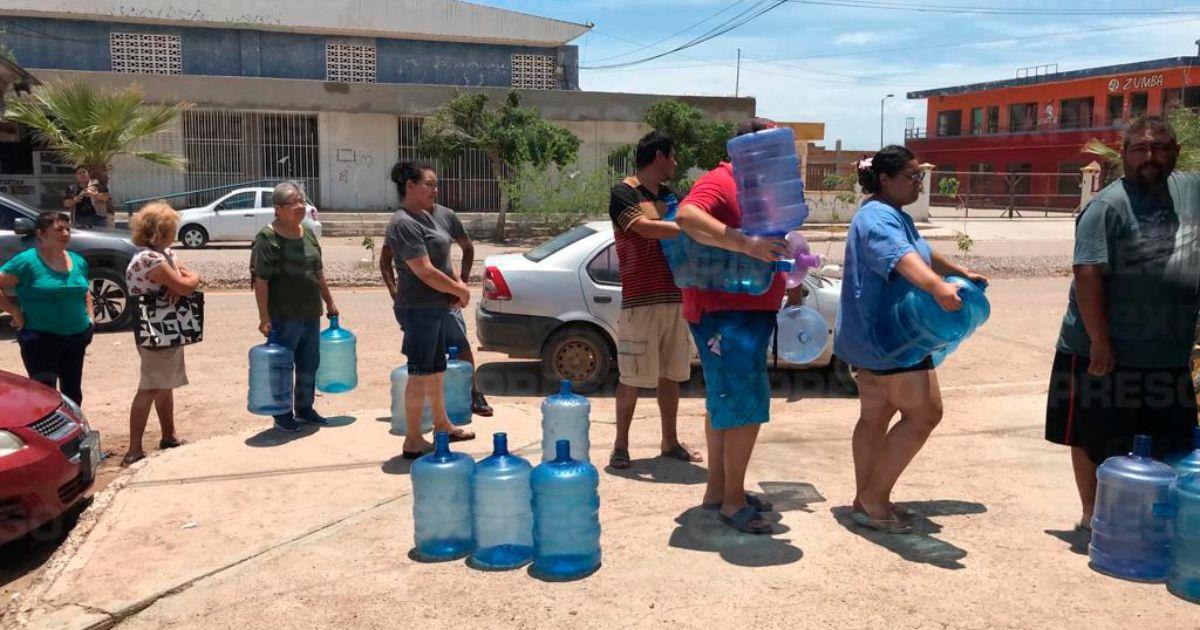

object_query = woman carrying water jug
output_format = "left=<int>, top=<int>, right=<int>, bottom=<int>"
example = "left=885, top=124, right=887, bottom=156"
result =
left=833, top=145, right=986, bottom=534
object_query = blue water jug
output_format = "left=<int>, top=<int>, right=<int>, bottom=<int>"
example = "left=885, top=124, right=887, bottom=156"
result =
left=390, top=365, right=433, bottom=436
left=776, top=306, right=829, bottom=364
left=531, top=439, right=601, bottom=581
left=411, top=431, right=475, bottom=561
left=1169, top=471, right=1200, bottom=603
left=469, top=433, right=534, bottom=571
left=874, top=275, right=990, bottom=367
left=316, top=315, right=357, bottom=393
left=727, top=127, right=810, bottom=237
left=1172, top=427, right=1200, bottom=476
left=1090, top=435, right=1177, bottom=581
left=541, top=380, right=590, bottom=463
left=445, top=346, right=473, bottom=426
left=247, top=330, right=293, bottom=416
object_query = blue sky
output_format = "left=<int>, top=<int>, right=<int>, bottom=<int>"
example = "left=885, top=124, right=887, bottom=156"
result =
left=478, top=0, right=1200, bottom=149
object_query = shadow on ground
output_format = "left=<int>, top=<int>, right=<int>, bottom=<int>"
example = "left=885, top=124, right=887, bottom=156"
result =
left=830, top=499, right=988, bottom=570
left=244, top=424, right=319, bottom=448
left=1044, top=526, right=1090, bottom=556
left=605, top=457, right=707, bottom=485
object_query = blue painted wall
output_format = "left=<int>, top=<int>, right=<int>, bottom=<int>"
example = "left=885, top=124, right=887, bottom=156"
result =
left=0, top=17, right=578, bottom=88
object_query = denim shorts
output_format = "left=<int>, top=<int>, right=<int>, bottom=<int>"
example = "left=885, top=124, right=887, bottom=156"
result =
left=394, top=306, right=448, bottom=375
left=689, top=310, right=776, bottom=430
left=443, top=308, right=470, bottom=356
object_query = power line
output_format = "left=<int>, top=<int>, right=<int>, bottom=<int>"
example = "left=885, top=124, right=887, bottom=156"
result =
left=583, top=0, right=751, bottom=64
left=786, top=0, right=1200, bottom=14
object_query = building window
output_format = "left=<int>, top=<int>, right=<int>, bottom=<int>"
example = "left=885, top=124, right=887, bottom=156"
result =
left=936, top=110, right=962, bottom=137
left=110, top=32, right=182, bottom=75
left=967, top=163, right=995, bottom=196
left=511, top=54, right=557, bottom=90
left=1008, top=103, right=1037, bottom=133
left=1059, top=97, right=1094, bottom=130
left=326, top=43, right=377, bottom=83
left=1130, top=92, right=1148, bottom=118
left=1106, top=94, right=1124, bottom=126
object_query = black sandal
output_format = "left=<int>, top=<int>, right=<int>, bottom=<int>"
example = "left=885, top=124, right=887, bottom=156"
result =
left=608, top=449, right=631, bottom=470
left=159, top=438, right=186, bottom=450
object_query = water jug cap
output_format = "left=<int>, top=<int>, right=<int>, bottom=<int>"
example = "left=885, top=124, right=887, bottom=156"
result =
left=1132, top=434, right=1152, bottom=457
left=560, top=379, right=573, bottom=395
left=448, top=346, right=459, bottom=359
left=798, top=253, right=822, bottom=269
left=492, top=432, right=509, bottom=456
left=433, top=431, right=451, bottom=457
left=555, top=439, right=571, bottom=462
left=267, top=329, right=279, bottom=345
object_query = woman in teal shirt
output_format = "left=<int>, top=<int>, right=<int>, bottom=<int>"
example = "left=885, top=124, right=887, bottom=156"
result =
left=0, top=212, right=94, bottom=405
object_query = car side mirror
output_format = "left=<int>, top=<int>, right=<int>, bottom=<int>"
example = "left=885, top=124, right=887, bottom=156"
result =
left=13, top=217, right=33, bottom=235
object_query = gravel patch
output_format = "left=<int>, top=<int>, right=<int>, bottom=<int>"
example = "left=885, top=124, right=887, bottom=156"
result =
left=194, top=260, right=486, bottom=290
left=953, top=255, right=1073, bottom=279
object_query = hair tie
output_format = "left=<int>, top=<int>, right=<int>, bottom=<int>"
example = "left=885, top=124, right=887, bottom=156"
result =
left=856, top=157, right=873, bottom=172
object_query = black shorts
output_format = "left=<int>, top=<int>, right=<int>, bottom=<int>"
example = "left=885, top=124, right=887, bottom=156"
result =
left=863, top=356, right=934, bottom=376
left=1044, top=351, right=1198, bottom=465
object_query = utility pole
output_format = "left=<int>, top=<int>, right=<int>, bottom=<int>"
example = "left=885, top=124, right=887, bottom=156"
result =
left=880, top=93, right=895, bottom=149
left=735, top=48, right=742, bottom=97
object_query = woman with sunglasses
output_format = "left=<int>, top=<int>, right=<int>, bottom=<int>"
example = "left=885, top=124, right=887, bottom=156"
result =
left=834, top=145, right=986, bottom=534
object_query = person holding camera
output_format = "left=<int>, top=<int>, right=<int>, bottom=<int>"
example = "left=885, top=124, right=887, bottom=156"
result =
left=62, top=166, right=111, bottom=229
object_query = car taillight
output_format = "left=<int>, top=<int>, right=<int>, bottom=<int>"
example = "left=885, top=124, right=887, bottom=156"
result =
left=483, top=266, right=512, bottom=301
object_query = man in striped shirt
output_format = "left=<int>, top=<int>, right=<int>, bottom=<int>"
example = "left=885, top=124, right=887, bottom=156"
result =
left=607, top=131, right=702, bottom=471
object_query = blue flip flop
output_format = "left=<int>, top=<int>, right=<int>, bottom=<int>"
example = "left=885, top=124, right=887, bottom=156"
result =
left=718, top=506, right=773, bottom=535
left=702, top=492, right=774, bottom=512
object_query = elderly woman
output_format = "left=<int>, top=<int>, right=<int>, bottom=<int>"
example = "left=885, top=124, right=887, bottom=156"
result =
left=0, top=212, right=94, bottom=405
left=250, top=181, right=339, bottom=432
left=122, top=201, right=202, bottom=466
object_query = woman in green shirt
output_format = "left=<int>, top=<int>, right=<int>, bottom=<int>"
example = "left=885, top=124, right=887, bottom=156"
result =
left=0, top=212, right=95, bottom=405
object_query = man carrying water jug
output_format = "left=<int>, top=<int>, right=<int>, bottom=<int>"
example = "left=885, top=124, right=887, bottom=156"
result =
left=1045, top=115, right=1200, bottom=533
left=606, top=131, right=703, bottom=471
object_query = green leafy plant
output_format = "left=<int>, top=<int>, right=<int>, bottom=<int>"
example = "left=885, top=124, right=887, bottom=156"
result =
left=361, top=235, right=376, bottom=262
left=608, top=99, right=735, bottom=185
left=1083, top=108, right=1200, bottom=184
left=500, top=163, right=612, bottom=233
left=956, top=232, right=974, bottom=254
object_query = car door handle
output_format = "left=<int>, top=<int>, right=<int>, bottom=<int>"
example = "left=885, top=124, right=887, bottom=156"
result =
left=242, top=214, right=254, bottom=217
left=593, top=296, right=612, bottom=303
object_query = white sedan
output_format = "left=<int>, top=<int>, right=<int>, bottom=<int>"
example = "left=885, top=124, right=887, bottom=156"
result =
left=476, top=221, right=857, bottom=394
left=176, top=187, right=321, bottom=248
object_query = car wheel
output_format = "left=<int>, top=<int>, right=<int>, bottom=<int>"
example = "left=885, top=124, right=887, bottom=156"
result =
left=89, top=266, right=133, bottom=332
left=179, top=225, right=208, bottom=248
left=541, top=326, right=613, bottom=394
left=831, top=356, right=859, bottom=395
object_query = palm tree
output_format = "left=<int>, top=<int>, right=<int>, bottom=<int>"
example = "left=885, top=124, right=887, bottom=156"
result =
left=1084, top=108, right=1200, bottom=182
left=4, top=81, right=189, bottom=184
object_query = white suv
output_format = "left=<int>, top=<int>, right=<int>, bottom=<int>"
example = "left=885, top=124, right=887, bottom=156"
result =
left=176, top=187, right=321, bottom=248
left=476, top=221, right=857, bottom=393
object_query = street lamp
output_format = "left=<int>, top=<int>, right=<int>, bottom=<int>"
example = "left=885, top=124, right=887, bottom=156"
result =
left=880, top=94, right=895, bottom=149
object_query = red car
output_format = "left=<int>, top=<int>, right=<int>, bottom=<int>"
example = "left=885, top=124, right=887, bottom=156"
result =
left=0, top=370, right=100, bottom=545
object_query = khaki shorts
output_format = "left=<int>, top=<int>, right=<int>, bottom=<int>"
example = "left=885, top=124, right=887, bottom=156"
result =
left=616, top=302, right=692, bottom=388
left=137, top=346, right=189, bottom=390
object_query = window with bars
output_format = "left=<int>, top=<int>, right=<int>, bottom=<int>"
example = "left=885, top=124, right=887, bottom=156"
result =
left=110, top=33, right=182, bottom=75
left=398, top=116, right=502, bottom=212
left=511, top=54, right=557, bottom=90
left=326, top=43, right=377, bottom=83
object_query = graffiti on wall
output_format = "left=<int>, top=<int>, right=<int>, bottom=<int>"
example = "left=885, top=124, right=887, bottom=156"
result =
left=109, top=5, right=282, bottom=25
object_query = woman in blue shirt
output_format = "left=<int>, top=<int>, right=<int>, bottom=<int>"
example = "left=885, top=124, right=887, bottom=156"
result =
left=0, top=212, right=94, bottom=405
left=834, top=145, right=985, bottom=534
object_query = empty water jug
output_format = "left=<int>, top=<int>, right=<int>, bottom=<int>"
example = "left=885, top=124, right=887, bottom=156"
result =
left=531, top=439, right=601, bottom=581
left=411, top=431, right=475, bottom=561
left=659, top=194, right=786, bottom=295
left=445, top=346, right=473, bottom=426
left=542, top=380, right=590, bottom=463
left=247, top=330, right=293, bottom=416
left=1090, top=435, right=1177, bottom=581
left=470, top=433, right=534, bottom=571
left=1172, top=427, right=1200, bottom=476
left=1168, top=471, right=1200, bottom=603
left=874, top=275, right=990, bottom=368
left=783, top=231, right=822, bottom=289
left=316, top=315, right=357, bottom=393
left=776, top=306, right=829, bottom=364
left=390, top=365, right=433, bottom=436
left=727, top=126, right=810, bottom=236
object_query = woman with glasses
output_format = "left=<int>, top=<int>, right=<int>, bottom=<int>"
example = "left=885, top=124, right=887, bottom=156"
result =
left=834, top=145, right=986, bottom=534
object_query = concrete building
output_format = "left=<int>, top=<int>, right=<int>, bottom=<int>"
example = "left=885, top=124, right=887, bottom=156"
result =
left=0, top=0, right=755, bottom=211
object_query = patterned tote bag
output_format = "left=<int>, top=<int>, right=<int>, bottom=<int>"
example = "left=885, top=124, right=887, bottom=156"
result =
left=130, top=249, right=204, bottom=348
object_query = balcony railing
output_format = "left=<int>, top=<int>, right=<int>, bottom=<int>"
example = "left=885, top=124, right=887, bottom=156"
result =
left=908, top=113, right=1137, bottom=140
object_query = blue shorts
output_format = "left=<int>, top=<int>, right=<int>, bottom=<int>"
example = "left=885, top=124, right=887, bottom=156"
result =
left=689, top=310, right=776, bottom=430
left=394, top=306, right=448, bottom=375
left=443, top=308, right=470, bottom=356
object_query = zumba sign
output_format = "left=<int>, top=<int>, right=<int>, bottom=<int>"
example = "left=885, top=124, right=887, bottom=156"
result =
left=1108, top=74, right=1165, bottom=92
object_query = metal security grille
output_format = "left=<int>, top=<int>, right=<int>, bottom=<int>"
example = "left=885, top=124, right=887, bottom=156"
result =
left=398, top=116, right=502, bottom=212
left=511, top=54, right=557, bottom=90
left=182, top=110, right=320, bottom=206
left=326, top=44, right=377, bottom=83
left=110, top=33, right=182, bottom=75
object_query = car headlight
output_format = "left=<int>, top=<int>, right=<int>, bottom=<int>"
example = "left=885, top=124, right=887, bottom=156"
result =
left=0, top=430, right=25, bottom=458
left=60, top=394, right=88, bottom=429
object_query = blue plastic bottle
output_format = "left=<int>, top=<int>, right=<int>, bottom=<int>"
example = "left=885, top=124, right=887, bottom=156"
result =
left=247, top=330, right=294, bottom=416
left=1172, top=427, right=1200, bottom=476
left=316, top=315, right=357, bottom=393
left=874, top=275, right=991, bottom=367
left=469, top=433, right=534, bottom=571
left=727, top=126, right=810, bottom=237
left=1168, top=471, right=1200, bottom=603
left=390, top=365, right=433, bottom=436
left=1089, top=435, right=1177, bottom=581
left=411, top=431, right=475, bottom=561
left=444, top=346, right=473, bottom=426
left=541, top=380, right=590, bottom=463
left=776, top=306, right=829, bottom=364
left=531, top=439, right=601, bottom=581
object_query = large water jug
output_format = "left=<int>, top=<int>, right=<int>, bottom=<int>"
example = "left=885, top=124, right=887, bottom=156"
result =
left=541, top=380, right=590, bottom=463
left=411, top=431, right=475, bottom=561
left=445, top=346, right=473, bottom=426
left=776, top=306, right=829, bottom=364
left=874, top=275, right=990, bottom=368
left=316, top=315, right=357, bottom=393
left=783, top=231, right=822, bottom=289
left=727, top=126, right=810, bottom=237
left=247, top=330, right=293, bottom=416
left=469, top=433, right=533, bottom=571
left=1168, top=471, right=1200, bottom=603
left=1171, top=427, right=1200, bottom=476
left=1089, top=435, right=1177, bottom=581
left=659, top=194, right=787, bottom=295
left=390, top=365, right=433, bottom=436
left=531, top=439, right=601, bottom=581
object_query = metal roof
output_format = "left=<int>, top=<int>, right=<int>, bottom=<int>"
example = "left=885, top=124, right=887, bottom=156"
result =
left=907, top=56, right=1200, bottom=100
left=0, top=0, right=592, bottom=47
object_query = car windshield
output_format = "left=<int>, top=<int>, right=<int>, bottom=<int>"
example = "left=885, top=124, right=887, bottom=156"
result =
left=524, top=225, right=597, bottom=263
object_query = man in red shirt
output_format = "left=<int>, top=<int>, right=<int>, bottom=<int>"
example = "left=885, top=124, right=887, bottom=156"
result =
left=607, top=131, right=702, bottom=470
left=676, top=118, right=788, bottom=534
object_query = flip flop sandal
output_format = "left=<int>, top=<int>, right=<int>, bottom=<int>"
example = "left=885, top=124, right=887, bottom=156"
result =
left=719, top=506, right=773, bottom=535
left=120, top=452, right=145, bottom=467
left=608, top=449, right=632, bottom=470
left=701, top=492, right=775, bottom=512
left=402, top=446, right=434, bottom=460
left=447, top=429, right=475, bottom=442
left=851, top=510, right=914, bottom=535
left=159, top=438, right=186, bottom=450
left=660, top=443, right=702, bottom=462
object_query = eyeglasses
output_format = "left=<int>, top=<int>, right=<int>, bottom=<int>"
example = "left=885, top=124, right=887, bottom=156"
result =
left=892, top=170, right=924, bottom=183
